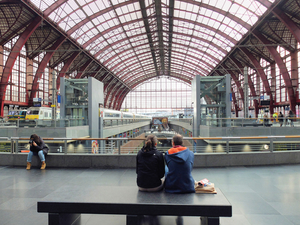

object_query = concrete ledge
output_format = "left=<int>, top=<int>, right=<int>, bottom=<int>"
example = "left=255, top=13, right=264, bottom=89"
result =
left=1, top=151, right=300, bottom=168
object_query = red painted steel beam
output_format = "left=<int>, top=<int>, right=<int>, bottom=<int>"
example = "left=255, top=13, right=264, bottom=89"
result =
left=110, top=86, right=127, bottom=109
left=56, top=51, right=81, bottom=90
left=229, top=57, right=259, bottom=117
left=0, top=17, right=42, bottom=116
left=66, top=1, right=133, bottom=35
left=105, top=82, right=122, bottom=108
left=116, top=90, right=130, bottom=111
left=103, top=77, right=115, bottom=92
left=109, top=50, right=214, bottom=79
left=272, top=7, right=300, bottom=43
left=257, top=0, right=273, bottom=8
left=220, top=65, right=243, bottom=116
left=221, top=64, right=244, bottom=110
left=107, top=83, right=126, bottom=109
left=180, top=0, right=252, bottom=29
left=94, top=30, right=227, bottom=59
left=88, top=65, right=102, bottom=78
left=29, top=36, right=66, bottom=105
left=43, top=0, right=68, bottom=16
left=82, top=15, right=236, bottom=51
left=116, top=89, right=131, bottom=111
left=112, top=87, right=127, bottom=110
left=252, top=30, right=296, bottom=112
left=75, top=59, right=93, bottom=79
left=238, top=47, right=274, bottom=114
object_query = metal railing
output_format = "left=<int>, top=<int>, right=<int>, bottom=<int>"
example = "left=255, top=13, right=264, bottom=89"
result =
left=103, top=118, right=151, bottom=127
left=0, top=118, right=151, bottom=128
left=0, top=135, right=299, bottom=155
left=169, top=117, right=300, bottom=127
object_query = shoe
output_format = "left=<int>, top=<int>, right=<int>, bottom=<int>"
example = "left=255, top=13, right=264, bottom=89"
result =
left=26, top=162, right=31, bottom=170
left=40, top=161, right=46, bottom=170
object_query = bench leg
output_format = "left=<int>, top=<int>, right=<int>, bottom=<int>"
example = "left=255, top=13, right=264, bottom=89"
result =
left=49, top=213, right=81, bottom=225
left=126, top=215, right=143, bottom=225
left=200, top=216, right=219, bottom=225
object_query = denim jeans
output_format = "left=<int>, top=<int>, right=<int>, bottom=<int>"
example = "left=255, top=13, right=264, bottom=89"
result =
left=27, top=150, right=45, bottom=162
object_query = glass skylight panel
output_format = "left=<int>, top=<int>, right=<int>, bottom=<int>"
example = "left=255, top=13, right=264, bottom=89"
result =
left=82, top=4, right=94, bottom=16
left=94, top=0, right=108, bottom=10
left=39, top=0, right=56, bottom=11
left=116, top=4, right=127, bottom=15
left=111, top=0, right=127, bottom=5
left=118, top=15, right=127, bottom=24
left=126, top=64, right=142, bottom=72
left=48, top=6, right=67, bottom=23
left=98, top=12, right=109, bottom=24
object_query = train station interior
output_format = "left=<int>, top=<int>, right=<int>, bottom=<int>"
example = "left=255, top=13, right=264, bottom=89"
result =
left=1, top=0, right=300, bottom=225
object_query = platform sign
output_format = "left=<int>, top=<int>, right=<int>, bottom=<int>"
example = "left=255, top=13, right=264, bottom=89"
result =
left=33, top=102, right=41, bottom=107
left=33, top=98, right=41, bottom=102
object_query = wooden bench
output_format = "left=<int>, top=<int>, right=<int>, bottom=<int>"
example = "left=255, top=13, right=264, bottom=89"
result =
left=37, top=186, right=232, bottom=225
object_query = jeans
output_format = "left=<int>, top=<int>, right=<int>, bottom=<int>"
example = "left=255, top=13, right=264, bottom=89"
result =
left=27, top=150, right=45, bottom=162
left=165, top=165, right=169, bottom=178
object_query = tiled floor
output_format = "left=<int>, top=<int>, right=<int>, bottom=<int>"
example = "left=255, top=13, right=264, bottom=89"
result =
left=1, top=164, right=300, bottom=225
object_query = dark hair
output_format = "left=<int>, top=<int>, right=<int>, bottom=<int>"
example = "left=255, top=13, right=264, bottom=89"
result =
left=144, top=134, right=157, bottom=151
left=172, top=134, right=183, bottom=146
left=30, top=134, right=40, bottom=145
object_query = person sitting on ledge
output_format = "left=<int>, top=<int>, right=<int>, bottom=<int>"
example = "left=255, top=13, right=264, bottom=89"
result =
left=164, top=134, right=195, bottom=193
left=26, top=134, right=49, bottom=170
left=136, top=134, right=165, bottom=192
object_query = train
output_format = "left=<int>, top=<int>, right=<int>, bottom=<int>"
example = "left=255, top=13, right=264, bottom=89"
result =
left=11, top=107, right=149, bottom=127
left=25, top=107, right=53, bottom=120
left=8, top=109, right=27, bottom=121
left=101, top=109, right=151, bottom=119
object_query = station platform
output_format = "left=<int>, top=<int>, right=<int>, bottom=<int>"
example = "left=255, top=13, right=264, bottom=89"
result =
left=1, top=165, right=300, bottom=225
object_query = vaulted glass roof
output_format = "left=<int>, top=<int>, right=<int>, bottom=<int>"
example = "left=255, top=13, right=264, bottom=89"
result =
left=30, top=0, right=275, bottom=87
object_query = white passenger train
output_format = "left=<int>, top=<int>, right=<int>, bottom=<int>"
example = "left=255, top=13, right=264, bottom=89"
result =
left=101, top=109, right=150, bottom=119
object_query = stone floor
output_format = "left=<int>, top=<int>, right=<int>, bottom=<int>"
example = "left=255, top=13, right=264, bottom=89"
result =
left=1, top=164, right=300, bottom=225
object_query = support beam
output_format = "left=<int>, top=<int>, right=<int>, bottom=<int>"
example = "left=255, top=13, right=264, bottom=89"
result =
left=75, top=59, right=93, bottom=79
left=138, top=0, right=159, bottom=76
left=272, top=7, right=300, bottom=44
left=0, top=17, right=42, bottom=116
left=252, top=30, right=296, bottom=113
left=56, top=51, right=81, bottom=90
left=116, top=89, right=131, bottom=111
left=229, top=57, right=259, bottom=117
left=29, top=36, right=66, bottom=105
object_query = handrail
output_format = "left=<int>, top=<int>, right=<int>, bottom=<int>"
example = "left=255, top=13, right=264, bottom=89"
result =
left=7, top=135, right=300, bottom=141
left=2, top=135, right=300, bottom=155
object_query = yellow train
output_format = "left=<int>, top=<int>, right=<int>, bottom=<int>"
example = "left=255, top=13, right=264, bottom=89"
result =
left=25, top=107, right=53, bottom=120
left=8, top=109, right=27, bottom=121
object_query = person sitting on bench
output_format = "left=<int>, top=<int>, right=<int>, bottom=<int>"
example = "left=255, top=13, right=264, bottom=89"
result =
left=164, top=134, right=195, bottom=193
left=26, top=134, right=49, bottom=170
left=136, top=134, right=165, bottom=192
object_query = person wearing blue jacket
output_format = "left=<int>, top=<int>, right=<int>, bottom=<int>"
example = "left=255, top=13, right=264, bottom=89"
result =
left=164, top=134, right=195, bottom=193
